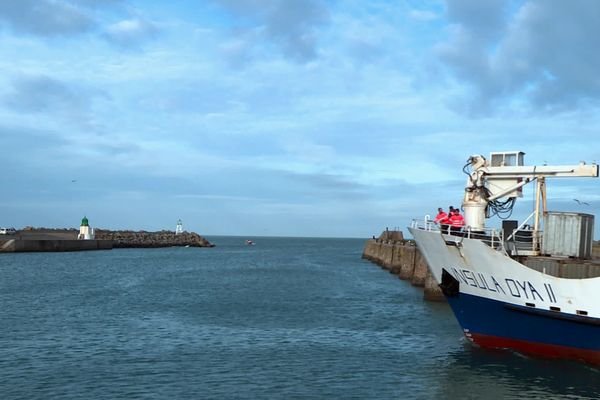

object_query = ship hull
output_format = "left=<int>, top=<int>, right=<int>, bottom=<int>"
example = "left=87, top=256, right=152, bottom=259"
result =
left=409, top=227, right=600, bottom=364
left=446, top=291, right=600, bottom=364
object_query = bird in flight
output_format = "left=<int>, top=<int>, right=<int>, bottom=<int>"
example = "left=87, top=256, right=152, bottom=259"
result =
left=573, top=199, right=590, bottom=206
left=71, top=179, right=77, bottom=183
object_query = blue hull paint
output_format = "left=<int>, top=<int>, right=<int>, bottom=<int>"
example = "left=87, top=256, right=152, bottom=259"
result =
left=446, top=292, right=600, bottom=352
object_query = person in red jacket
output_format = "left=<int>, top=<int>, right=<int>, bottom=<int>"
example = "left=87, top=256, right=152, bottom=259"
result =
left=433, top=207, right=450, bottom=233
left=433, top=207, right=447, bottom=224
left=449, top=209, right=465, bottom=234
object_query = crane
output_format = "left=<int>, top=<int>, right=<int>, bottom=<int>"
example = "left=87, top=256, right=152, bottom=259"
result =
left=462, top=152, right=598, bottom=240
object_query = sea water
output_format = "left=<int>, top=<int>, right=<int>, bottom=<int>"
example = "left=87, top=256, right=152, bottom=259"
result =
left=1, top=236, right=599, bottom=399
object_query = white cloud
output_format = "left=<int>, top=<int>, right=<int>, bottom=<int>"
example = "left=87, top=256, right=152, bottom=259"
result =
left=0, top=0, right=94, bottom=36
left=215, top=0, right=329, bottom=62
left=104, top=17, right=158, bottom=48
left=409, top=9, right=439, bottom=21
left=438, top=0, right=600, bottom=114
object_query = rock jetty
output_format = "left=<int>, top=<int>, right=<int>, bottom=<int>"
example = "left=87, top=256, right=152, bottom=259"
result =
left=0, top=227, right=214, bottom=253
left=362, top=229, right=444, bottom=302
left=94, top=229, right=214, bottom=248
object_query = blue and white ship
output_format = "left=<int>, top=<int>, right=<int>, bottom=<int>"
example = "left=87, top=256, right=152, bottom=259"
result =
left=409, top=152, right=600, bottom=364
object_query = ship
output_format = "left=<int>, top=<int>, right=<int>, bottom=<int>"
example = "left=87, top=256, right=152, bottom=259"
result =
left=409, top=151, right=600, bottom=364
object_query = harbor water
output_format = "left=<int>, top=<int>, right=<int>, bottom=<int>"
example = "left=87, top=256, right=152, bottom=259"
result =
left=2, top=236, right=600, bottom=399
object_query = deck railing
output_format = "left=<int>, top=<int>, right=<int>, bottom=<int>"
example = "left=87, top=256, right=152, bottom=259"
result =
left=410, top=217, right=504, bottom=250
left=410, top=217, right=542, bottom=255
left=505, top=228, right=542, bottom=255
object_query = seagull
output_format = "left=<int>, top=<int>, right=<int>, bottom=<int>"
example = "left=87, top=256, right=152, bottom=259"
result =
left=573, top=199, right=590, bottom=206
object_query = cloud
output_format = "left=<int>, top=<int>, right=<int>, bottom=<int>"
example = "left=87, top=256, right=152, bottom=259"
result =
left=104, top=17, right=159, bottom=48
left=0, top=0, right=151, bottom=49
left=283, top=171, right=369, bottom=200
left=3, top=74, right=106, bottom=129
left=74, top=0, right=123, bottom=7
left=409, top=9, right=439, bottom=22
left=92, top=141, right=141, bottom=156
left=4, top=75, right=81, bottom=112
left=438, top=0, right=600, bottom=115
left=215, top=0, right=329, bottom=62
left=0, top=124, right=69, bottom=155
left=173, top=194, right=271, bottom=202
left=445, top=0, right=507, bottom=40
left=0, top=0, right=94, bottom=36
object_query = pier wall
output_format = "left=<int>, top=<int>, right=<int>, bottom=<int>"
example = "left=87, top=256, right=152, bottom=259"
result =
left=0, top=239, right=113, bottom=253
left=362, top=231, right=444, bottom=302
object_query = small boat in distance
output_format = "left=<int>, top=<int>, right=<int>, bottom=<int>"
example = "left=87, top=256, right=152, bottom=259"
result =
left=245, top=240, right=255, bottom=246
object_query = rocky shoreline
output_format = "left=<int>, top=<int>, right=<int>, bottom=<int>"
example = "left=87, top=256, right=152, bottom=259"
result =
left=3, top=227, right=215, bottom=250
left=94, top=229, right=214, bottom=248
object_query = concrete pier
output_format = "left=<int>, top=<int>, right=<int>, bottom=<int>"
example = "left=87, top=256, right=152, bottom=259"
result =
left=1, top=239, right=112, bottom=252
left=362, top=230, right=445, bottom=302
left=399, top=245, right=416, bottom=280
left=411, top=250, right=428, bottom=287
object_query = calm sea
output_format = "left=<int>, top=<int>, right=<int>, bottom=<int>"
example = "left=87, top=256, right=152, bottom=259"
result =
left=1, top=236, right=600, bottom=399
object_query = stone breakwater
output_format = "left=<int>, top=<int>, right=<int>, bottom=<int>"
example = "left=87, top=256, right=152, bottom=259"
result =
left=94, top=230, right=214, bottom=248
left=362, top=230, right=444, bottom=302
left=0, top=228, right=214, bottom=253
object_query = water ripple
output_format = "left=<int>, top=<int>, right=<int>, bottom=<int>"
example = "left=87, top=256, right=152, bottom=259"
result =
left=1, top=237, right=599, bottom=399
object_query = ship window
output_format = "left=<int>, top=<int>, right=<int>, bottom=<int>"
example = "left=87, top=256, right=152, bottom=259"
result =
left=525, top=303, right=535, bottom=307
left=490, top=151, right=525, bottom=167
left=504, top=154, right=516, bottom=166
left=577, top=310, right=588, bottom=316
left=550, top=306, right=561, bottom=312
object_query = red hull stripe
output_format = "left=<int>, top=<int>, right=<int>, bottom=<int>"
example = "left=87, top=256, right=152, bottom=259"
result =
left=471, top=333, right=600, bottom=365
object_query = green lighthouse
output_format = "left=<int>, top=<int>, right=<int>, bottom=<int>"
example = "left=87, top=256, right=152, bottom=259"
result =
left=78, top=216, right=94, bottom=239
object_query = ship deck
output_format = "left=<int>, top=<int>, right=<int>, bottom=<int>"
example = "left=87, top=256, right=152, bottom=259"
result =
left=410, top=219, right=600, bottom=280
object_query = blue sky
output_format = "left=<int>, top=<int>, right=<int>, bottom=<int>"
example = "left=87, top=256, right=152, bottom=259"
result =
left=2, top=0, right=600, bottom=237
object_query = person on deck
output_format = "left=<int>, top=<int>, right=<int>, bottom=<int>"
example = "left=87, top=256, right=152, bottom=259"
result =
left=449, top=209, right=465, bottom=234
left=433, top=208, right=447, bottom=224
left=433, top=207, right=450, bottom=233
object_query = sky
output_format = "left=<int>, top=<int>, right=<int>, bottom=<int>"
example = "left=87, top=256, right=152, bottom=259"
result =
left=2, top=0, right=600, bottom=238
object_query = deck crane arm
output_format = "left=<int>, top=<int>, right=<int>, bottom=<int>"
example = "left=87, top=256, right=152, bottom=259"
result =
left=462, top=154, right=599, bottom=231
